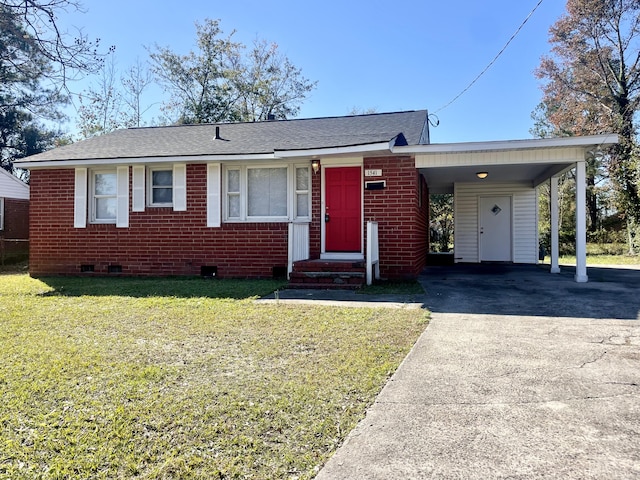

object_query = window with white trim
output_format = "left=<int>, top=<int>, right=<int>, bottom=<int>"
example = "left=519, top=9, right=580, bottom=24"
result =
left=295, top=166, right=310, bottom=220
left=227, top=168, right=241, bottom=219
left=223, top=164, right=311, bottom=222
left=149, top=167, right=173, bottom=206
left=91, top=170, right=117, bottom=223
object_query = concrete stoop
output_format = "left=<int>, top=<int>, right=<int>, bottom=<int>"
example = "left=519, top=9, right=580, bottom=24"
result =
left=288, top=259, right=365, bottom=289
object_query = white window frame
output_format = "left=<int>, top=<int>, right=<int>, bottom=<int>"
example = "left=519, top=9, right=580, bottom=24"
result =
left=0, top=197, right=4, bottom=230
left=222, top=163, right=311, bottom=223
left=90, top=169, right=118, bottom=224
left=294, top=165, right=311, bottom=221
left=147, top=166, right=174, bottom=207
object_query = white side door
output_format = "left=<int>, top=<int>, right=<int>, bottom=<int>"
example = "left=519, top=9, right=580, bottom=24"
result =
left=479, top=196, right=512, bottom=262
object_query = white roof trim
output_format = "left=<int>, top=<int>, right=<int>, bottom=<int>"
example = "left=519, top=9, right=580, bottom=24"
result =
left=15, top=153, right=278, bottom=169
left=274, top=141, right=392, bottom=158
left=393, top=133, right=619, bottom=154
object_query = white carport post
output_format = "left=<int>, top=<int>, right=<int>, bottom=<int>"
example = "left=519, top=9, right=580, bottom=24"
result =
left=550, top=175, right=560, bottom=274
left=575, top=160, right=588, bottom=282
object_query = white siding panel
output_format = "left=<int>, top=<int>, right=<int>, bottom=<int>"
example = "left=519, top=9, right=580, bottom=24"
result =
left=416, top=146, right=583, bottom=168
left=454, top=182, right=538, bottom=264
left=454, top=183, right=478, bottom=262
left=0, top=170, right=29, bottom=199
left=513, top=188, right=538, bottom=263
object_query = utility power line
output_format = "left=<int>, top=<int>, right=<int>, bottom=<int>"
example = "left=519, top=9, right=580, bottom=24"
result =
left=434, top=0, right=545, bottom=114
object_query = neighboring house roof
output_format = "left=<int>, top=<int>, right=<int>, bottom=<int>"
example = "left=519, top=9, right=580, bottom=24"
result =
left=18, top=110, right=430, bottom=165
left=0, top=168, right=29, bottom=200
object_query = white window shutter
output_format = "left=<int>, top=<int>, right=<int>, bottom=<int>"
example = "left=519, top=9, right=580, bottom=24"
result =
left=74, top=168, right=87, bottom=228
left=207, top=163, right=221, bottom=227
left=116, top=166, right=129, bottom=228
left=173, top=164, right=187, bottom=211
left=132, top=165, right=145, bottom=212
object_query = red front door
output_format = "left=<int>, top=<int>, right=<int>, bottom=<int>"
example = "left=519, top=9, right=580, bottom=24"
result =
left=325, top=166, right=361, bottom=252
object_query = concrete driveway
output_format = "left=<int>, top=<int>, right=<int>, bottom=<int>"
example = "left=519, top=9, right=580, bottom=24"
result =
left=316, top=265, right=640, bottom=479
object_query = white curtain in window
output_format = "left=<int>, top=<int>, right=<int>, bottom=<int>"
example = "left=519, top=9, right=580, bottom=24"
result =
left=132, top=166, right=145, bottom=212
left=248, top=168, right=287, bottom=217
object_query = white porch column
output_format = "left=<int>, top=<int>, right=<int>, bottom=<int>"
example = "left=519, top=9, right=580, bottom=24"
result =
left=550, top=176, right=560, bottom=273
left=575, top=160, right=588, bottom=282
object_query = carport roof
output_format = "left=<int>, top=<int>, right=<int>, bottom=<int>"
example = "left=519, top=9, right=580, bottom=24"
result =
left=394, top=134, right=619, bottom=193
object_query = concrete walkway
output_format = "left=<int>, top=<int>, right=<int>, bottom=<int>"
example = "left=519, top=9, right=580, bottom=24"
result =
left=315, top=265, right=640, bottom=479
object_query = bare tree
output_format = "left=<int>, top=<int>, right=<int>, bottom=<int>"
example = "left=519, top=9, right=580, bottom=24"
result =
left=121, top=58, right=154, bottom=127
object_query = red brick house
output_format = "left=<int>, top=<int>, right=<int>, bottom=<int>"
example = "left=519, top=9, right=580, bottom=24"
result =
left=16, top=110, right=617, bottom=283
left=0, top=168, right=30, bottom=262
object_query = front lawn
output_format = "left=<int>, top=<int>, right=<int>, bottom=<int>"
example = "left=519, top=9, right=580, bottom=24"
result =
left=0, top=275, right=427, bottom=479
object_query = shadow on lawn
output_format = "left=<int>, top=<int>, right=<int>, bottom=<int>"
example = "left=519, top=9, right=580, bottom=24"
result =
left=37, top=276, right=287, bottom=300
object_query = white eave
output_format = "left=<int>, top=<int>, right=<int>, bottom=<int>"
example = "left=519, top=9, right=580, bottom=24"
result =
left=14, top=153, right=278, bottom=169
left=392, top=133, right=619, bottom=154
left=15, top=141, right=396, bottom=169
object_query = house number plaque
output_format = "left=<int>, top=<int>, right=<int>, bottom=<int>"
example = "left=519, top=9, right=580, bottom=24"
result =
left=365, top=169, right=382, bottom=177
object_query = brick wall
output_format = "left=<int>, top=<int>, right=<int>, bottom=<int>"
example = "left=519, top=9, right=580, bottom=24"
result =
left=363, top=156, right=428, bottom=279
left=29, top=166, right=288, bottom=277
left=29, top=157, right=428, bottom=278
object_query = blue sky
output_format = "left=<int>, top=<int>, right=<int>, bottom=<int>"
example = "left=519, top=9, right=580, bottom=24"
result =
left=59, top=0, right=567, bottom=143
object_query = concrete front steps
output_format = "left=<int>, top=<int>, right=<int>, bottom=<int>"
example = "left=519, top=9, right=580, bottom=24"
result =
left=288, top=259, right=366, bottom=289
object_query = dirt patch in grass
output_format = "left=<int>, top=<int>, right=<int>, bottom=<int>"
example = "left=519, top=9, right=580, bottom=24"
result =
left=0, top=275, right=428, bottom=479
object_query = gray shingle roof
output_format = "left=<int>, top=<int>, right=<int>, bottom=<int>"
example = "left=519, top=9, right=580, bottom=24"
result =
left=23, top=110, right=429, bottom=163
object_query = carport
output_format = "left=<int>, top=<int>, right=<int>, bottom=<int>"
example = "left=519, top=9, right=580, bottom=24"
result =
left=394, top=134, right=619, bottom=282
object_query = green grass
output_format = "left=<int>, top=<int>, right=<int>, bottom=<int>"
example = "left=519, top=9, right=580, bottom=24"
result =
left=541, top=242, right=640, bottom=266
left=543, top=254, right=640, bottom=265
left=0, top=275, right=428, bottom=479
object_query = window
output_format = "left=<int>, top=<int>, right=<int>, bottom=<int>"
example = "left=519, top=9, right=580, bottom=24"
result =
left=295, top=166, right=310, bottom=219
left=149, top=168, right=173, bottom=206
left=91, top=170, right=117, bottom=223
left=227, top=168, right=241, bottom=219
left=223, top=164, right=310, bottom=222
left=247, top=167, right=287, bottom=217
